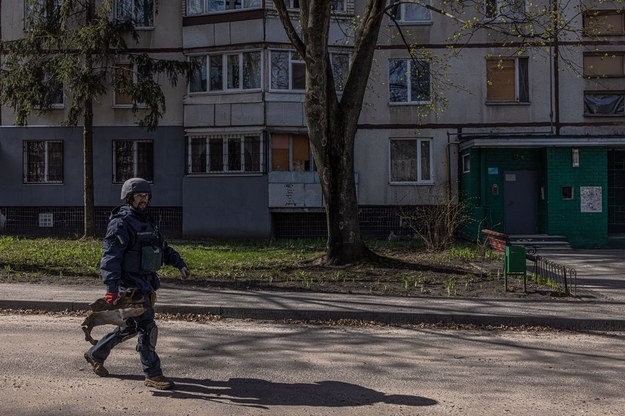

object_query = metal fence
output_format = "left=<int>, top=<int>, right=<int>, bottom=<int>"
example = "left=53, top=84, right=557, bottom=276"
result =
left=527, top=252, right=577, bottom=296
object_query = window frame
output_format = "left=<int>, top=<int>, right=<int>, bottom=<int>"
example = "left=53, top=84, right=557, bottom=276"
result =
left=270, top=50, right=306, bottom=92
left=485, top=56, right=530, bottom=104
left=186, top=133, right=265, bottom=174
left=285, top=0, right=345, bottom=12
left=23, top=140, right=64, bottom=184
left=389, top=0, right=432, bottom=25
left=23, top=0, right=60, bottom=31
left=113, top=62, right=152, bottom=107
left=389, top=138, right=433, bottom=185
left=583, top=10, right=625, bottom=37
left=186, top=0, right=262, bottom=16
left=115, top=0, right=155, bottom=29
left=484, top=0, right=526, bottom=22
left=270, top=133, right=315, bottom=172
left=388, top=58, right=432, bottom=105
left=583, top=52, right=625, bottom=78
left=462, top=153, right=471, bottom=174
left=188, top=50, right=262, bottom=93
left=112, top=139, right=154, bottom=183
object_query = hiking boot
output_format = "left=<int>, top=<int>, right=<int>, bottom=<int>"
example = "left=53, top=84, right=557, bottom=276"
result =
left=84, top=352, right=109, bottom=377
left=144, top=375, right=175, bottom=390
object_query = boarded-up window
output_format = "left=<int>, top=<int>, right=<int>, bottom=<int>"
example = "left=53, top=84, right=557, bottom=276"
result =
left=292, top=135, right=309, bottom=171
left=270, top=134, right=313, bottom=172
left=115, top=64, right=134, bottom=105
left=584, top=12, right=625, bottom=36
left=584, top=54, right=625, bottom=77
left=271, top=134, right=290, bottom=171
left=486, top=58, right=529, bottom=103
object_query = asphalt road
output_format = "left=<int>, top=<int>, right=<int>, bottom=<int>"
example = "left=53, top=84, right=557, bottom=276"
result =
left=1, top=314, right=624, bottom=416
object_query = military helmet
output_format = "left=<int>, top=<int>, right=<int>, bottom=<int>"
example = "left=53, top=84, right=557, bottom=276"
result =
left=120, top=177, right=151, bottom=200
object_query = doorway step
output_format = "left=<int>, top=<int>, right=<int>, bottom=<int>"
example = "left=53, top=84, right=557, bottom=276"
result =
left=508, top=234, right=571, bottom=250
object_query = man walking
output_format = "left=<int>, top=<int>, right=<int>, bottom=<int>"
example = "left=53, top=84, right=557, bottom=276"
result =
left=84, top=178, right=190, bottom=390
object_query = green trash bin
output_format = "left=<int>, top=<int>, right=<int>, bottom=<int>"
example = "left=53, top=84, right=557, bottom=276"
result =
left=504, top=245, right=526, bottom=292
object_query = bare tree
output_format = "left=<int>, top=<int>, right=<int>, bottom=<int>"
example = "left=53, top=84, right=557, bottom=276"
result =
left=272, top=0, right=624, bottom=264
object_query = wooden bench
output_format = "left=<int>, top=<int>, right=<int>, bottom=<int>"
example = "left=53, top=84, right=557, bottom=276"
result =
left=481, top=229, right=538, bottom=259
left=481, top=229, right=510, bottom=253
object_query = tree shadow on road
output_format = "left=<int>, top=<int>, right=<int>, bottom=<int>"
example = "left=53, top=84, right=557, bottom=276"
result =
left=126, top=376, right=437, bottom=409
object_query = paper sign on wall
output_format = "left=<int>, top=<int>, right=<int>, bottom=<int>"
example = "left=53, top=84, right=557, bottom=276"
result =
left=580, top=186, right=602, bottom=213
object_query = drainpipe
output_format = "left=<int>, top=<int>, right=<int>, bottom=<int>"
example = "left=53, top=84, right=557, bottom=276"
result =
left=446, top=130, right=460, bottom=205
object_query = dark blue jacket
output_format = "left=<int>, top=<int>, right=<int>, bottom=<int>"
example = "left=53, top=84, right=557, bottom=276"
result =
left=100, top=205, right=186, bottom=294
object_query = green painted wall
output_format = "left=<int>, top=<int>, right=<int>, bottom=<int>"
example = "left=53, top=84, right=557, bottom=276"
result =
left=484, top=148, right=543, bottom=233
left=545, top=147, right=608, bottom=247
left=460, top=146, right=608, bottom=247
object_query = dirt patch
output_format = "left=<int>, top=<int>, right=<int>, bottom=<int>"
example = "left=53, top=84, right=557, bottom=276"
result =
left=0, top=249, right=567, bottom=299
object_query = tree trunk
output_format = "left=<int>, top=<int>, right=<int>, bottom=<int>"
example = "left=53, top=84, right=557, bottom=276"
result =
left=82, top=1, right=96, bottom=238
left=82, top=94, right=95, bottom=238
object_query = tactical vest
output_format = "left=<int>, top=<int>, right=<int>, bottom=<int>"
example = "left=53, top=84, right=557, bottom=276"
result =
left=122, top=223, right=164, bottom=274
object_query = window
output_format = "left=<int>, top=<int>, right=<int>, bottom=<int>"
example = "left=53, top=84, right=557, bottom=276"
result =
left=562, top=186, right=574, bottom=200
left=389, top=0, right=431, bottom=24
left=186, top=0, right=261, bottom=15
left=114, top=63, right=151, bottom=106
left=113, top=140, right=153, bottom=183
left=269, top=50, right=348, bottom=92
left=23, top=140, right=63, bottom=183
left=271, top=134, right=313, bottom=172
left=284, top=0, right=342, bottom=10
left=189, top=51, right=261, bottom=93
left=486, top=57, right=529, bottom=103
left=36, top=71, right=63, bottom=107
left=485, top=0, right=526, bottom=21
left=462, top=153, right=471, bottom=174
left=115, top=0, right=154, bottom=28
left=388, top=59, right=431, bottom=104
left=271, top=51, right=306, bottom=91
left=584, top=53, right=625, bottom=77
left=186, top=134, right=263, bottom=174
left=331, top=53, right=350, bottom=91
left=24, top=0, right=60, bottom=30
left=390, top=138, right=432, bottom=183
left=584, top=93, right=625, bottom=116
left=584, top=11, right=625, bottom=36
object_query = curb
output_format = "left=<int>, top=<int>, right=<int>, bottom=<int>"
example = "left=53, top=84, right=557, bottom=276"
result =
left=2, top=299, right=624, bottom=331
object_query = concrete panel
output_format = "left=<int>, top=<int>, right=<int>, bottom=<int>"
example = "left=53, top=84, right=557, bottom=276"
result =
left=214, top=104, right=232, bottom=126
left=266, top=102, right=305, bottom=126
left=230, top=20, right=264, bottom=44
left=0, top=125, right=185, bottom=207
left=93, top=126, right=186, bottom=206
left=0, top=127, right=83, bottom=206
left=268, top=183, right=323, bottom=207
left=264, top=17, right=292, bottom=43
left=214, top=22, right=231, bottom=46
left=354, top=129, right=449, bottom=206
left=182, top=26, right=216, bottom=49
left=182, top=175, right=270, bottom=238
left=230, top=103, right=264, bottom=125
left=185, top=105, right=215, bottom=127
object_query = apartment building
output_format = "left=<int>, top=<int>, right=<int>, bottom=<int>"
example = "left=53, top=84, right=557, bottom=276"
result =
left=0, top=1, right=623, bottom=247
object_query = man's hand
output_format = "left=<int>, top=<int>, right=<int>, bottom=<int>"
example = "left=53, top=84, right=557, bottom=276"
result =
left=104, top=292, right=119, bottom=304
left=179, top=267, right=190, bottom=279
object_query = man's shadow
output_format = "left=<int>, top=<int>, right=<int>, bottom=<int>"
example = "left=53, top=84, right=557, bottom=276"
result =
left=121, top=376, right=437, bottom=409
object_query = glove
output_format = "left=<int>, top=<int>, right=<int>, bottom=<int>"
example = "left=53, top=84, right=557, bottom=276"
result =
left=104, top=292, right=119, bottom=304
left=179, top=266, right=190, bottom=279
